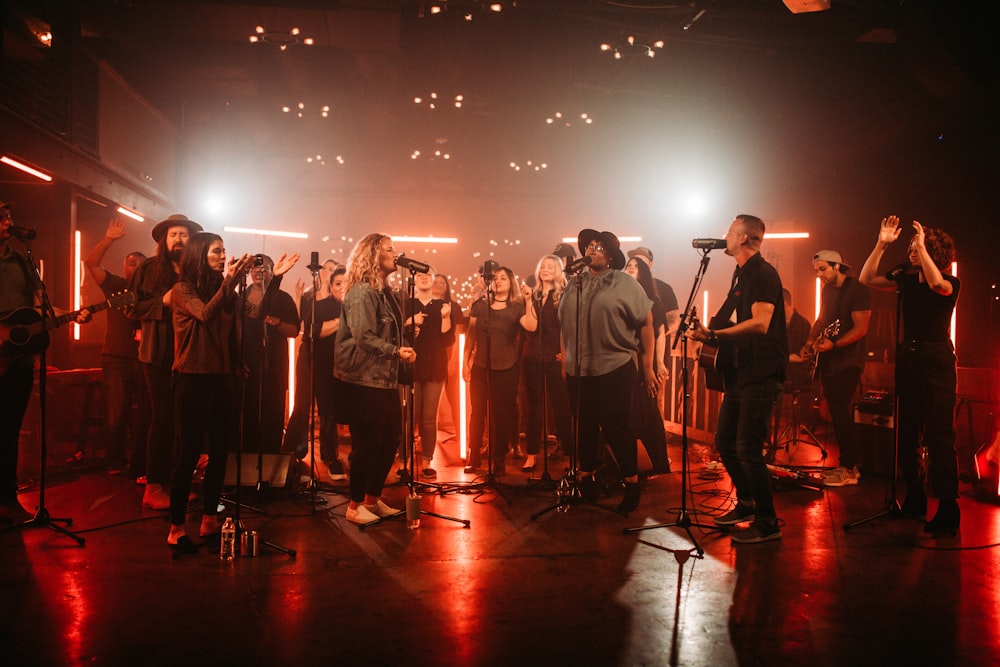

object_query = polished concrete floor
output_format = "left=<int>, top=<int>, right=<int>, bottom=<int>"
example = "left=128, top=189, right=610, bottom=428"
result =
left=3, top=430, right=1000, bottom=667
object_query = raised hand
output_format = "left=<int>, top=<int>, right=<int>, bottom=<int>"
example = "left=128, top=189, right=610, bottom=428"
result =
left=272, top=252, right=301, bottom=277
left=105, top=217, right=128, bottom=240
left=879, top=215, right=902, bottom=245
left=911, top=220, right=926, bottom=251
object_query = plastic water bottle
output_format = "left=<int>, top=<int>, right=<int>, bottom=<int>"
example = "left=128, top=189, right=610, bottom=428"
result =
left=406, top=493, right=421, bottom=530
left=220, top=517, right=236, bottom=560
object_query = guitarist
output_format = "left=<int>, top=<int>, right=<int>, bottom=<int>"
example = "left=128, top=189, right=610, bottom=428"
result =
left=688, top=214, right=787, bottom=544
left=0, top=200, right=90, bottom=524
left=804, top=250, right=871, bottom=488
left=84, top=217, right=148, bottom=476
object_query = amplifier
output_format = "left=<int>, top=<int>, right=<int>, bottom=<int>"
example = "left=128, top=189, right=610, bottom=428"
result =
left=856, top=390, right=892, bottom=416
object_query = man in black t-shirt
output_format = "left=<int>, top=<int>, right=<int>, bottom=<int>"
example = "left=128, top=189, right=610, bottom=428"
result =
left=84, top=217, right=148, bottom=475
left=805, top=250, right=871, bottom=487
left=689, top=214, right=787, bottom=544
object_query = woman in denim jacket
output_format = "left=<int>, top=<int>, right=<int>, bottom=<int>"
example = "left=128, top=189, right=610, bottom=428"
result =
left=334, top=233, right=416, bottom=525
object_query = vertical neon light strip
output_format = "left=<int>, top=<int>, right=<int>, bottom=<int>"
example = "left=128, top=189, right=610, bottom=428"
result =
left=815, top=277, right=822, bottom=322
left=950, top=262, right=957, bottom=347
left=458, top=333, right=467, bottom=459
left=73, top=231, right=82, bottom=340
left=288, top=339, right=297, bottom=420
left=702, top=290, right=708, bottom=322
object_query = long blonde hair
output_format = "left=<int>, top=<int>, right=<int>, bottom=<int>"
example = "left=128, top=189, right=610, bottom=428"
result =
left=533, top=253, right=566, bottom=305
left=346, top=233, right=390, bottom=291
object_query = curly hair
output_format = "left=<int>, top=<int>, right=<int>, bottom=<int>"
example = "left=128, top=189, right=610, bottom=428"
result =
left=922, top=226, right=957, bottom=270
left=533, top=254, right=567, bottom=305
left=345, top=233, right=391, bottom=291
left=178, top=232, right=224, bottom=301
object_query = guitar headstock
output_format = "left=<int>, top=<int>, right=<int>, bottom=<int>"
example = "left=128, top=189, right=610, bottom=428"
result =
left=109, top=290, right=137, bottom=308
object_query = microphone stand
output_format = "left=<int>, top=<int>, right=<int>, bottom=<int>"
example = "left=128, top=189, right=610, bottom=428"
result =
left=5, top=238, right=84, bottom=546
left=624, top=249, right=718, bottom=556
left=395, top=267, right=469, bottom=528
left=844, top=279, right=903, bottom=530
left=532, top=264, right=619, bottom=520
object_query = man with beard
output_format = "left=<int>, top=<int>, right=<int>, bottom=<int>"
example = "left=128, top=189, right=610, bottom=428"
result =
left=126, top=214, right=202, bottom=509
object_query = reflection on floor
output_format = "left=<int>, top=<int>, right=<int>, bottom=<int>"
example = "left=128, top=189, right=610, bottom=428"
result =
left=3, top=434, right=1000, bottom=667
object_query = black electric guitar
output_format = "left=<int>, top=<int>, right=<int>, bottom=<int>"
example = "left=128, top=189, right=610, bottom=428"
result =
left=0, top=290, right=136, bottom=357
left=692, top=307, right=733, bottom=392
left=807, top=319, right=841, bottom=382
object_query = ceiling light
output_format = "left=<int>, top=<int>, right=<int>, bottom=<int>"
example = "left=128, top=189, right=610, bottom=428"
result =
left=249, top=25, right=314, bottom=50
left=116, top=206, right=144, bottom=223
left=1, top=155, right=53, bottom=181
left=224, top=226, right=309, bottom=239
left=600, top=35, right=665, bottom=60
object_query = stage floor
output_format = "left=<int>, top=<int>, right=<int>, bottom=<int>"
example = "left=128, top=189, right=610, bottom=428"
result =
left=3, top=434, right=999, bottom=667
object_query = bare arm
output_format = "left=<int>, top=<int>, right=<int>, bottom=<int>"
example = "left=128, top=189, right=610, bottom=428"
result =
left=859, top=215, right=902, bottom=292
left=911, top=221, right=953, bottom=296
left=84, top=217, right=127, bottom=287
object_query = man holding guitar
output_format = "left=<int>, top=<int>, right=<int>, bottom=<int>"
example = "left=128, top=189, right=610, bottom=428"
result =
left=804, top=250, right=871, bottom=488
left=0, top=200, right=91, bottom=524
left=688, top=214, right=787, bottom=544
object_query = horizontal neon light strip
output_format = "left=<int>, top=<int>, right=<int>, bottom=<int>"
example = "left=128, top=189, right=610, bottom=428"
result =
left=116, top=206, right=144, bottom=222
left=391, top=235, right=459, bottom=244
left=1, top=155, right=53, bottom=182
left=764, top=232, right=810, bottom=239
left=224, top=226, right=309, bottom=239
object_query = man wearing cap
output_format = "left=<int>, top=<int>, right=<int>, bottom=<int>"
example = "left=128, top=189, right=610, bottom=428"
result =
left=559, top=229, right=658, bottom=514
left=805, top=249, right=871, bottom=487
left=126, top=213, right=202, bottom=509
left=552, top=242, right=577, bottom=270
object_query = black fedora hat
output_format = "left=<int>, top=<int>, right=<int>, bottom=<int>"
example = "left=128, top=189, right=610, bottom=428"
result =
left=151, top=214, right=203, bottom=243
left=577, top=228, right=626, bottom=270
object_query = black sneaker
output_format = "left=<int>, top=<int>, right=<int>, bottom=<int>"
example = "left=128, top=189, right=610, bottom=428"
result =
left=713, top=503, right=756, bottom=526
left=326, top=459, right=347, bottom=481
left=730, top=522, right=782, bottom=544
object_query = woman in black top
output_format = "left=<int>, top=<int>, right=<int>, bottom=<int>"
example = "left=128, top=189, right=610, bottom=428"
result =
left=463, top=266, right=536, bottom=473
left=860, top=216, right=961, bottom=535
left=522, top=254, right=572, bottom=472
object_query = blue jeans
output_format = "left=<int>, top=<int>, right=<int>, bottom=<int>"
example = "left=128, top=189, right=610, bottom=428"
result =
left=413, top=379, right=444, bottom=463
left=715, top=379, right=782, bottom=528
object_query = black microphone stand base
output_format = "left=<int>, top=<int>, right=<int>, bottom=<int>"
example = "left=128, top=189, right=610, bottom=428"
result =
left=843, top=497, right=903, bottom=531
left=623, top=509, right=712, bottom=557
left=9, top=507, right=85, bottom=547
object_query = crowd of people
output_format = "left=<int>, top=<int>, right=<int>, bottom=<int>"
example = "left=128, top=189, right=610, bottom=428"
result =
left=0, top=203, right=965, bottom=542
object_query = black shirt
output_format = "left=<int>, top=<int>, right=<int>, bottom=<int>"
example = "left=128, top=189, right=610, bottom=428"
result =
left=900, top=273, right=960, bottom=342
left=405, top=297, right=455, bottom=382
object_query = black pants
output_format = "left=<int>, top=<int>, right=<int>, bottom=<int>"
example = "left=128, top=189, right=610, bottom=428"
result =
left=567, top=361, right=638, bottom=478
left=821, top=365, right=861, bottom=469
left=341, top=382, right=401, bottom=503
left=897, top=341, right=958, bottom=499
left=631, top=374, right=671, bottom=474
left=141, top=363, right=174, bottom=486
left=468, top=365, right=520, bottom=468
left=523, top=357, right=572, bottom=456
left=171, top=373, right=237, bottom=526
left=0, top=356, right=34, bottom=504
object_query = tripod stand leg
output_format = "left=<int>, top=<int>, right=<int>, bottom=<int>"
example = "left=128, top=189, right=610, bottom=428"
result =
left=13, top=508, right=86, bottom=546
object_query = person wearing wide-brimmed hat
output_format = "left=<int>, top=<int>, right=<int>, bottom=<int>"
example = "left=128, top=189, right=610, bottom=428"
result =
left=558, top=229, right=658, bottom=514
left=126, top=213, right=202, bottom=510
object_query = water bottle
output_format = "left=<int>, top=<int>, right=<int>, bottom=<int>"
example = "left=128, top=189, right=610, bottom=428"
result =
left=406, top=493, right=421, bottom=530
left=220, top=517, right=236, bottom=560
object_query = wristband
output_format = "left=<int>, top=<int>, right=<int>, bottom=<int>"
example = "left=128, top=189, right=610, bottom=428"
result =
left=707, top=329, right=718, bottom=345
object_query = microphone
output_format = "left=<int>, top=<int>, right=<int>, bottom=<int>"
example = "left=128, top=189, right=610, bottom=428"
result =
left=8, top=225, right=37, bottom=241
left=306, top=251, right=322, bottom=272
left=395, top=253, right=431, bottom=274
left=885, top=261, right=911, bottom=281
left=692, top=238, right=726, bottom=250
left=564, top=255, right=592, bottom=274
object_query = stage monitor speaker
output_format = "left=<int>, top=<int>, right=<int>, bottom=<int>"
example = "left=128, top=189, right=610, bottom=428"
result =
left=783, top=0, right=830, bottom=13
left=224, top=453, right=294, bottom=488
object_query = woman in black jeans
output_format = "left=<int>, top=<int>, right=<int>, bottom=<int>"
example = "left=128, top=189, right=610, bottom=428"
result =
left=334, top=234, right=416, bottom=525
left=463, top=266, right=536, bottom=474
left=166, top=232, right=297, bottom=553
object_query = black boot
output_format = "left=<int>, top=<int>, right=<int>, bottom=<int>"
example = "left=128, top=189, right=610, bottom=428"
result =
left=924, top=498, right=960, bottom=536
left=618, top=482, right=640, bottom=514
left=579, top=473, right=598, bottom=502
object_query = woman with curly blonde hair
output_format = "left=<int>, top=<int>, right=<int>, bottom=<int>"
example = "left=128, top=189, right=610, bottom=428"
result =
left=334, top=234, right=416, bottom=525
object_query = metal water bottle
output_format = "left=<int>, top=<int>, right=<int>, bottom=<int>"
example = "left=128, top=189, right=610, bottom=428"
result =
left=220, top=517, right=236, bottom=560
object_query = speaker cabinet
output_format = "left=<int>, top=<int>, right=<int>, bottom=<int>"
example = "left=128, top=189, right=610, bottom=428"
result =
left=224, top=453, right=294, bottom=488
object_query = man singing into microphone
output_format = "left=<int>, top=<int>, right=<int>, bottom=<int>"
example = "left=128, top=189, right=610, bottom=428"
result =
left=688, top=215, right=787, bottom=543
left=859, top=215, right=961, bottom=535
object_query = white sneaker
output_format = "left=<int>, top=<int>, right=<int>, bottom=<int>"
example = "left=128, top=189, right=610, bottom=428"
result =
left=345, top=505, right=380, bottom=525
left=364, top=499, right=402, bottom=518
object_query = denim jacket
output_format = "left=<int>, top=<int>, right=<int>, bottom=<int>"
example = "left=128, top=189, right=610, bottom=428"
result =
left=333, top=283, right=403, bottom=389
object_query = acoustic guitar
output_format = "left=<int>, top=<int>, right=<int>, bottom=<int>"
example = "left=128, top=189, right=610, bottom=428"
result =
left=691, top=307, right=731, bottom=392
left=0, top=290, right=136, bottom=357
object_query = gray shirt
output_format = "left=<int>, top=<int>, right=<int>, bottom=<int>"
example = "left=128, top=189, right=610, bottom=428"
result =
left=559, top=269, right=652, bottom=377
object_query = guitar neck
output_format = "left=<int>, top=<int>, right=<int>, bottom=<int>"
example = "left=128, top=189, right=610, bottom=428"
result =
left=51, top=300, right=112, bottom=328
